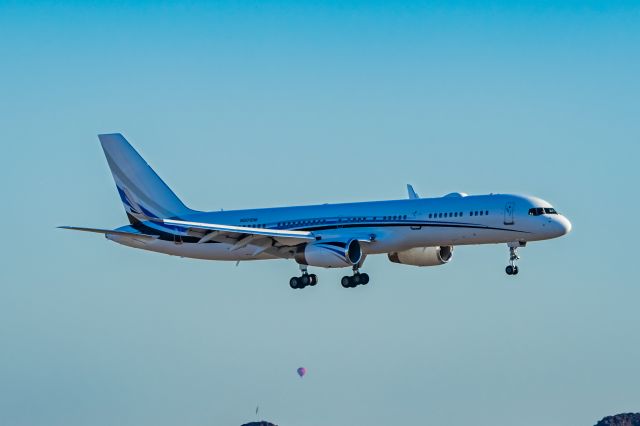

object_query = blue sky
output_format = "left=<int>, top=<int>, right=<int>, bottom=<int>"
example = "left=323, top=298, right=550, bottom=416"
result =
left=1, top=2, right=639, bottom=425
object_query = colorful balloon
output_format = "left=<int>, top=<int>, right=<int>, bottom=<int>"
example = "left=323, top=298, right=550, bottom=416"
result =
left=296, top=367, right=306, bottom=378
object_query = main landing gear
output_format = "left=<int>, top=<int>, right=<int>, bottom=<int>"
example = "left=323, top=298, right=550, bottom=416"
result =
left=505, top=242, right=525, bottom=275
left=289, top=265, right=371, bottom=289
left=341, top=266, right=370, bottom=288
left=289, top=265, right=318, bottom=289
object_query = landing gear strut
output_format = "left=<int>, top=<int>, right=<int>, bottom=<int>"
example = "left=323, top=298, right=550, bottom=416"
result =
left=289, top=265, right=318, bottom=289
left=505, top=242, right=525, bottom=275
left=341, top=266, right=370, bottom=288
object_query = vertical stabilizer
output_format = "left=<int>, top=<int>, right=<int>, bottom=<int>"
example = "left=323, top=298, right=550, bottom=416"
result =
left=99, top=133, right=193, bottom=221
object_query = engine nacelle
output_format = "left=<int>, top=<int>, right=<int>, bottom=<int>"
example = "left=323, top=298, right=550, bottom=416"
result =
left=295, top=239, right=362, bottom=268
left=388, top=246, right=453, bottom=267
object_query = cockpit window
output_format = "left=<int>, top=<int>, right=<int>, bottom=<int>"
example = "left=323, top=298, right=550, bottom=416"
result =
left=529, top=207, right=558, bottom=216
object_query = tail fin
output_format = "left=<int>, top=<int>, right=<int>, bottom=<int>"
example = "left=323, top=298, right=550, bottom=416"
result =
left=99, top=133, right=193, bottom=222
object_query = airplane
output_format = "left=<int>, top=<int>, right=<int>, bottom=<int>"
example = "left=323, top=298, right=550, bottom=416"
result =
left=60, top=133, right=572, bottom=289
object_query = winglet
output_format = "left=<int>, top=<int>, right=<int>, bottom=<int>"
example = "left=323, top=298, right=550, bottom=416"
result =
left=407, top=184, right=420, bottom=199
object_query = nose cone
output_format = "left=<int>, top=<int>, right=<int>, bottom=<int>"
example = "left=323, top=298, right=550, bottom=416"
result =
left=553, top=215, right=572, bottom=237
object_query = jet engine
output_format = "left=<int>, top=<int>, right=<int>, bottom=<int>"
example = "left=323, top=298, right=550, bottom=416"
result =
left=387, top=246, right=453, bottom=267
left=295, top=239, right=362, bottom=268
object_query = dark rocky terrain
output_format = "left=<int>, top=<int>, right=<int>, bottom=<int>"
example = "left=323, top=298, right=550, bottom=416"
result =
left=595, top=413, right=640, bottom=426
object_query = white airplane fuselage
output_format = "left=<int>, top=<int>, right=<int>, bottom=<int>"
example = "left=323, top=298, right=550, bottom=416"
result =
left=109, top=193, right=571, bottom=261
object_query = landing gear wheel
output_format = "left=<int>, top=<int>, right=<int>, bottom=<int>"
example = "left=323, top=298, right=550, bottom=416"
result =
left=290, top=277, right=300, bottom=289
left=292, top=264, right=319, bottom=289
left=340, top=272, right=370, bottom=288
left=352, top=273, right=361, bottom=286
left=512, top=266, right=519, bottom=275
left=341, top=276, right=353, bottom=288
left=505, top=265, right=514, bottom=275
left=300, top=274, right=311, bottom=287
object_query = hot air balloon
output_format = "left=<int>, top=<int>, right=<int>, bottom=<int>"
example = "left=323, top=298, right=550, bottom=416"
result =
left=296, top=367, right=306, bottom=378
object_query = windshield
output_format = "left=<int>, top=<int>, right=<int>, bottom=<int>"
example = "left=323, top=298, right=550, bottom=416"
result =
left=529, top=207, right=559, bottom=216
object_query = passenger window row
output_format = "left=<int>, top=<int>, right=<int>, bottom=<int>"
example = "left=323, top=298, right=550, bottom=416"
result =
left=262, top=209, right=499, bottom=229
left=382, top=215, right=407, bottom=221
left=278, top=219, right=327, bottom=227
left=275, top=209, right=498, bottom=228
left=277, top=215, right=413, bottom=228
left=429, top=212, right=463, bottom=219
left=428, top=210, right=489, bottom=219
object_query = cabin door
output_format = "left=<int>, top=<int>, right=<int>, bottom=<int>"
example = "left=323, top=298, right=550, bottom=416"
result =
left=503, top=202, right=515, bottom=225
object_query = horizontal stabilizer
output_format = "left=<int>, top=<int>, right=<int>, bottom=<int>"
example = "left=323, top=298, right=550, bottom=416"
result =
left=58, top=226, right=159, bottom=240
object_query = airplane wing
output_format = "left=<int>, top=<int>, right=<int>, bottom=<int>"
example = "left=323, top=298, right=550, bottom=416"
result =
left=161, top=218, right=316, bottom=246
left=58, top=226, right=159, bottom=241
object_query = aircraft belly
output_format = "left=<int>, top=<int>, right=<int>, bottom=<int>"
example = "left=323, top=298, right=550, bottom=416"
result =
left=110, top=237, right=278, bottom=261
left=365, top=226, right=528, bottom=251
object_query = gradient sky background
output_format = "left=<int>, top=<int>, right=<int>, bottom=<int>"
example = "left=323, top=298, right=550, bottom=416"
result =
left=1, top=1, right=639, bottom=425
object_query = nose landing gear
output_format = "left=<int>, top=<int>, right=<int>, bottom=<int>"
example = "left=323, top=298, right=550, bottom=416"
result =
left=505, top=242, right=525, bottom=275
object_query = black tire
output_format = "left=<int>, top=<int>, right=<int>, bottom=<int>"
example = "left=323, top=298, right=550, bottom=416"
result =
left=513, top=266, right=519, bottom=275
left=290, top=277, right=299, bottom=289
left=360, top=273, right=370, bottom=285
left=341, top=276, right=352, bottom=288
left=505, top=265, right=514, bottom=275
left=301, top=274, right=311, bottom=287
left=352, top=274, right=361, bottom=285
left=309, top=274, right=318, bottom=286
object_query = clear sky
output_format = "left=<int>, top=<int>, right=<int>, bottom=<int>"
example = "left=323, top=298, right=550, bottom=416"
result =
left=1, top=1, right=639, bottom=425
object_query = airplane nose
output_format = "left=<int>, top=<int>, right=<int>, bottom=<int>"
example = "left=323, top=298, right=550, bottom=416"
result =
left=555, top=215, right=572, bottom=236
